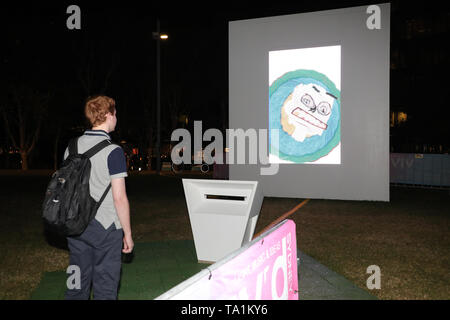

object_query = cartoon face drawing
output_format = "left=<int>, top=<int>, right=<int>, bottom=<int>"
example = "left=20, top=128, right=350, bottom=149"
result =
left=280, top=83, right=337, bottom=142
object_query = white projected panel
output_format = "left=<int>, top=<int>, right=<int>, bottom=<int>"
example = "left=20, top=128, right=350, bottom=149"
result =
left=269, top=46, right=341, bottom=164
left=229, top=4, right=390, bottom=201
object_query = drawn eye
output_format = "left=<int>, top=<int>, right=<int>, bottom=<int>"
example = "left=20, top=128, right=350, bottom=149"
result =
left=301, top=94, right=315, bottom=109
left=317, top=102, right=331, bottom=116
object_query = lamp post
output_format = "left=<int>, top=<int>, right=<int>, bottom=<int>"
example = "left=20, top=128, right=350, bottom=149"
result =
left=152, top=18, right=168, bottom=174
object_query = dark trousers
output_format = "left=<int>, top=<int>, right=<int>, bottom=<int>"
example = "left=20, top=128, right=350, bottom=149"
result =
left=65, top=219, right=123, bottom=300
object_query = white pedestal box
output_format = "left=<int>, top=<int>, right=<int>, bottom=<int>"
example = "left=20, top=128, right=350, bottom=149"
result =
left=182, top=179, right=264, bottom=263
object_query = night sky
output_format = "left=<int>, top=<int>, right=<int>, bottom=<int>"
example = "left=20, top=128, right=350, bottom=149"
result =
left=1, top=1, right=450, bottom=168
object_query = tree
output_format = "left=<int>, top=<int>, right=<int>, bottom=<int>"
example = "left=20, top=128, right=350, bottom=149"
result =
left=0, top=86, right=50, bottom=170
left=139, top=89, right=156, bottom=169
left=78, top=48, right=119, bottom=96
left=166, top=85, right=183, bottom=133
left=71, top=29, right=120, bottom=97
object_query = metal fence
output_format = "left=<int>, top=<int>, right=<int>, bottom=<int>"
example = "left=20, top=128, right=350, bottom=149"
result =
left=390, top=153, right=450, bottom=187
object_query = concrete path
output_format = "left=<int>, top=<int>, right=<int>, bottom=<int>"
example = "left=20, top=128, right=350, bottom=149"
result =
left=298, top=250, right=377, bottom=300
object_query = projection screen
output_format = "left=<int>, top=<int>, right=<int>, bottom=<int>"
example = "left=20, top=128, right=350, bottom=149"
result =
left=228, top=4, right=390, bottom=201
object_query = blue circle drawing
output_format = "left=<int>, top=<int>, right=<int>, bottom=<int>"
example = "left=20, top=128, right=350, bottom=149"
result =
left=269, top=69, right=341, bottom=163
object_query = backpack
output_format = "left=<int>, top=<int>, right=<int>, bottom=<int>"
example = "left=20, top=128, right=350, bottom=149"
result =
left=42, top=137, right=114, bottom=236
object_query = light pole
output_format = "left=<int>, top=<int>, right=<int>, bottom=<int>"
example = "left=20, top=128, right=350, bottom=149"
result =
left=152, top=18, right=168, bottom=174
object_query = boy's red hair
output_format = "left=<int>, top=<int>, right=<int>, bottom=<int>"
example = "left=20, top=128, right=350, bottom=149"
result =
left=84, top=95, right=116, bottom=127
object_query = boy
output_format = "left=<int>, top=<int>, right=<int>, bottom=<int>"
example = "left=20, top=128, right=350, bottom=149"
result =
left=64, top=95, right=133, bottom=300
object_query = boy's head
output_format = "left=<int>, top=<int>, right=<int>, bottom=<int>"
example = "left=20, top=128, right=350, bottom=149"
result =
left=84, top=95, right=117, bottom=131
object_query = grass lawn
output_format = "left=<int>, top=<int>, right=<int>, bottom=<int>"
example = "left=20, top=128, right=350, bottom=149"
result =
left=0, top=170, right=449, bottom=300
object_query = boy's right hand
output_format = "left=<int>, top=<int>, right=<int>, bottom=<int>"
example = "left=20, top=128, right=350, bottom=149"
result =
left=122, top=233, right=134, bottom=253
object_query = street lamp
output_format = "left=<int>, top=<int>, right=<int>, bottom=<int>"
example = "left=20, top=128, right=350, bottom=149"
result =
left=152, top=18, right=168, bottom=174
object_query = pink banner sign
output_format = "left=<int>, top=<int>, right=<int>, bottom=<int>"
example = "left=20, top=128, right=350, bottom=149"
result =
left=157, top=219, right=298, bottom=300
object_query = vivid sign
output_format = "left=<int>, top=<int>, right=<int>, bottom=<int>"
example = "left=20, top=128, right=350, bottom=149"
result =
left=157, top=219, right=298, bottom=300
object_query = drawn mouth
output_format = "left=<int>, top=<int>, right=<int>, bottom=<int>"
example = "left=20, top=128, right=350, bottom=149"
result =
left=291, top=107, right=328, bottom=130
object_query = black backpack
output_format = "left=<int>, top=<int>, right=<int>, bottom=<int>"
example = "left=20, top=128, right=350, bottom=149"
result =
left=42, top=137, right=114, bottom=236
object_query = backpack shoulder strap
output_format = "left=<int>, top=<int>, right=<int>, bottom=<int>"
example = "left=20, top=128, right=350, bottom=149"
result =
left=97, top=183, right=112, bottom=208
left=84, top=139, right=116, bottom=207
left=83, top=139, right=114, bottom=159
left=68, top=137, right=79, bottom=155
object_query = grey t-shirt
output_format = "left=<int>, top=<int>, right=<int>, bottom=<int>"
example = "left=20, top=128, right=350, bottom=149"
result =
left=64, top=130, right=128, bottom=230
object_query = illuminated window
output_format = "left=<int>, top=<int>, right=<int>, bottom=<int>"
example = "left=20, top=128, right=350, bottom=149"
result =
left=390, top=111, right=407, bottom=127
left=398, top=112, right=407, bottom=123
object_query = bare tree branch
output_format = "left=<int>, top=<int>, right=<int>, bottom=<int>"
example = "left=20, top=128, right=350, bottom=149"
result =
left=2, top=86, right=49, bottom=169
left=100, top=53, right=119, bottom=94
left=1, top=106, right=18, bottom=149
